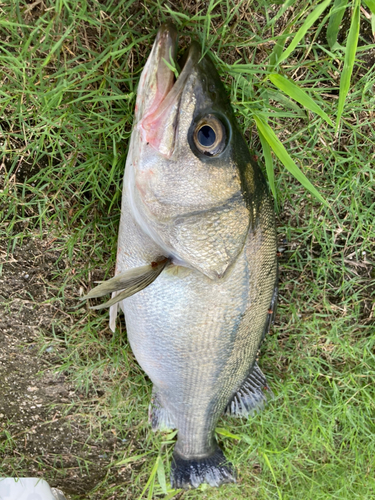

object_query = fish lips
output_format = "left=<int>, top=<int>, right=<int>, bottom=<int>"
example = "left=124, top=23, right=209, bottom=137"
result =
left=137, top=23, right=201, bottom=158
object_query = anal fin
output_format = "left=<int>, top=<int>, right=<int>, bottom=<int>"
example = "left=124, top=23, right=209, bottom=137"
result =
left=225, top=363, right=273, bottom=417
left=149, top=390, right=176, bottom=431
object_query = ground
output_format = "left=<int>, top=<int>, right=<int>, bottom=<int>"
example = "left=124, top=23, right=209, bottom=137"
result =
left=0, top=239, right=124, bottom=498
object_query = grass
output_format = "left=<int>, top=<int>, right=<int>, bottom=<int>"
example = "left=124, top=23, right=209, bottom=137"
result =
left=1, top=0, right=375, bottom=498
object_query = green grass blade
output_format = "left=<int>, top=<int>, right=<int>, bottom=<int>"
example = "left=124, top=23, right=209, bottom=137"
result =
left=269, top=73, right=334, bottom=126
left=266, top=89, right=306, bottom=115
left=277, top=0, right=332, bottom=65
left=363, top=0, right=375, bottom=14
left=268, top=34, right=288, bottom=71
left=336, top=0, right=360, bottom=129
left=326, top=0, right=348, bottom=49
left=261, top=451, right=283, bottom=500
left=41, top=25, right=74, bottom=67
left=253, top=114, right=330, bottom=208
left=138, top=456, right=159, bottom=500
left=268, top=0, right=298, bottom=26
left=156, top=456, right=167, bottom=494
left=258, top=127, right=277, bottom=205
left=114, top=451, right=152, bottom=466
left=216, top=428, right=243, bottom=440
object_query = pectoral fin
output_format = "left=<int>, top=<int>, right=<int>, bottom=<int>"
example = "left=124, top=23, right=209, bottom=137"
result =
left=81, top=257, right=169, bottom=310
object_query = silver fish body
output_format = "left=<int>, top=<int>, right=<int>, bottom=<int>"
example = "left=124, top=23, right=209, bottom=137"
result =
left=109, top=24, right=278, bottom=488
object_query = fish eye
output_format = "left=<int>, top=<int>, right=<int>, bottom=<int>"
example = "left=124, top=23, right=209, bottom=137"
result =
left=193, top=115, right=226, bottom=156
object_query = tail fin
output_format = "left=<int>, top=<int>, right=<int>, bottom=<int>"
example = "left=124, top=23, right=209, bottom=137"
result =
left=170, top=446, right=236, bottom=489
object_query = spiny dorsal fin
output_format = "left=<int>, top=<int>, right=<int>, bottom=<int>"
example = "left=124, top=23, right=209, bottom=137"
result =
left=81, top=257, right=169, bottom=309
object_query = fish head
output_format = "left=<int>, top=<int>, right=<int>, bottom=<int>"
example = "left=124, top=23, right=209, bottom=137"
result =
left=127, top=23, right=268, bottom=279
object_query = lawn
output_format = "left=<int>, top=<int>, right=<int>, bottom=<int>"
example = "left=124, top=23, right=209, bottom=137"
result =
left=0, top=0, right=374, bottom=499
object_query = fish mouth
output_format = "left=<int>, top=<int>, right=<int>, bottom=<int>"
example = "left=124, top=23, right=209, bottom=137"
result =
left=136, top=23, right=199, bottom=157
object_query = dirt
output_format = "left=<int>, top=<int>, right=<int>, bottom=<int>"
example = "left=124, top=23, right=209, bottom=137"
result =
left=0, top=239, right=129, bottom=499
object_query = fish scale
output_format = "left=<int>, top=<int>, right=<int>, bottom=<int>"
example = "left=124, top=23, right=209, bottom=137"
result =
left=115, top=193, right=277, bottom=480
left=83, top=23, right=278, bottom=489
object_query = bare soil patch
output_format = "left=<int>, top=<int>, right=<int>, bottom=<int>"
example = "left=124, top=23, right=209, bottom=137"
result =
left=0, top=238, right=129, bottom=498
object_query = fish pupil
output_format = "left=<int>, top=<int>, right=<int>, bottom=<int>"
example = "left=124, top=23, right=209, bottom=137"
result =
left=198, top=125, right=216, bottom=147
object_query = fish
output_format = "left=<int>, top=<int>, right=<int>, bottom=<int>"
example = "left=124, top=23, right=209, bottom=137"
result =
left=82, top=23, right=278, bottom=489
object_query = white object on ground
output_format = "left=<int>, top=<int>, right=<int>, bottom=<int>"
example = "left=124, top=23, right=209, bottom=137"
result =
left=0, top=478, right=67, bottom=500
